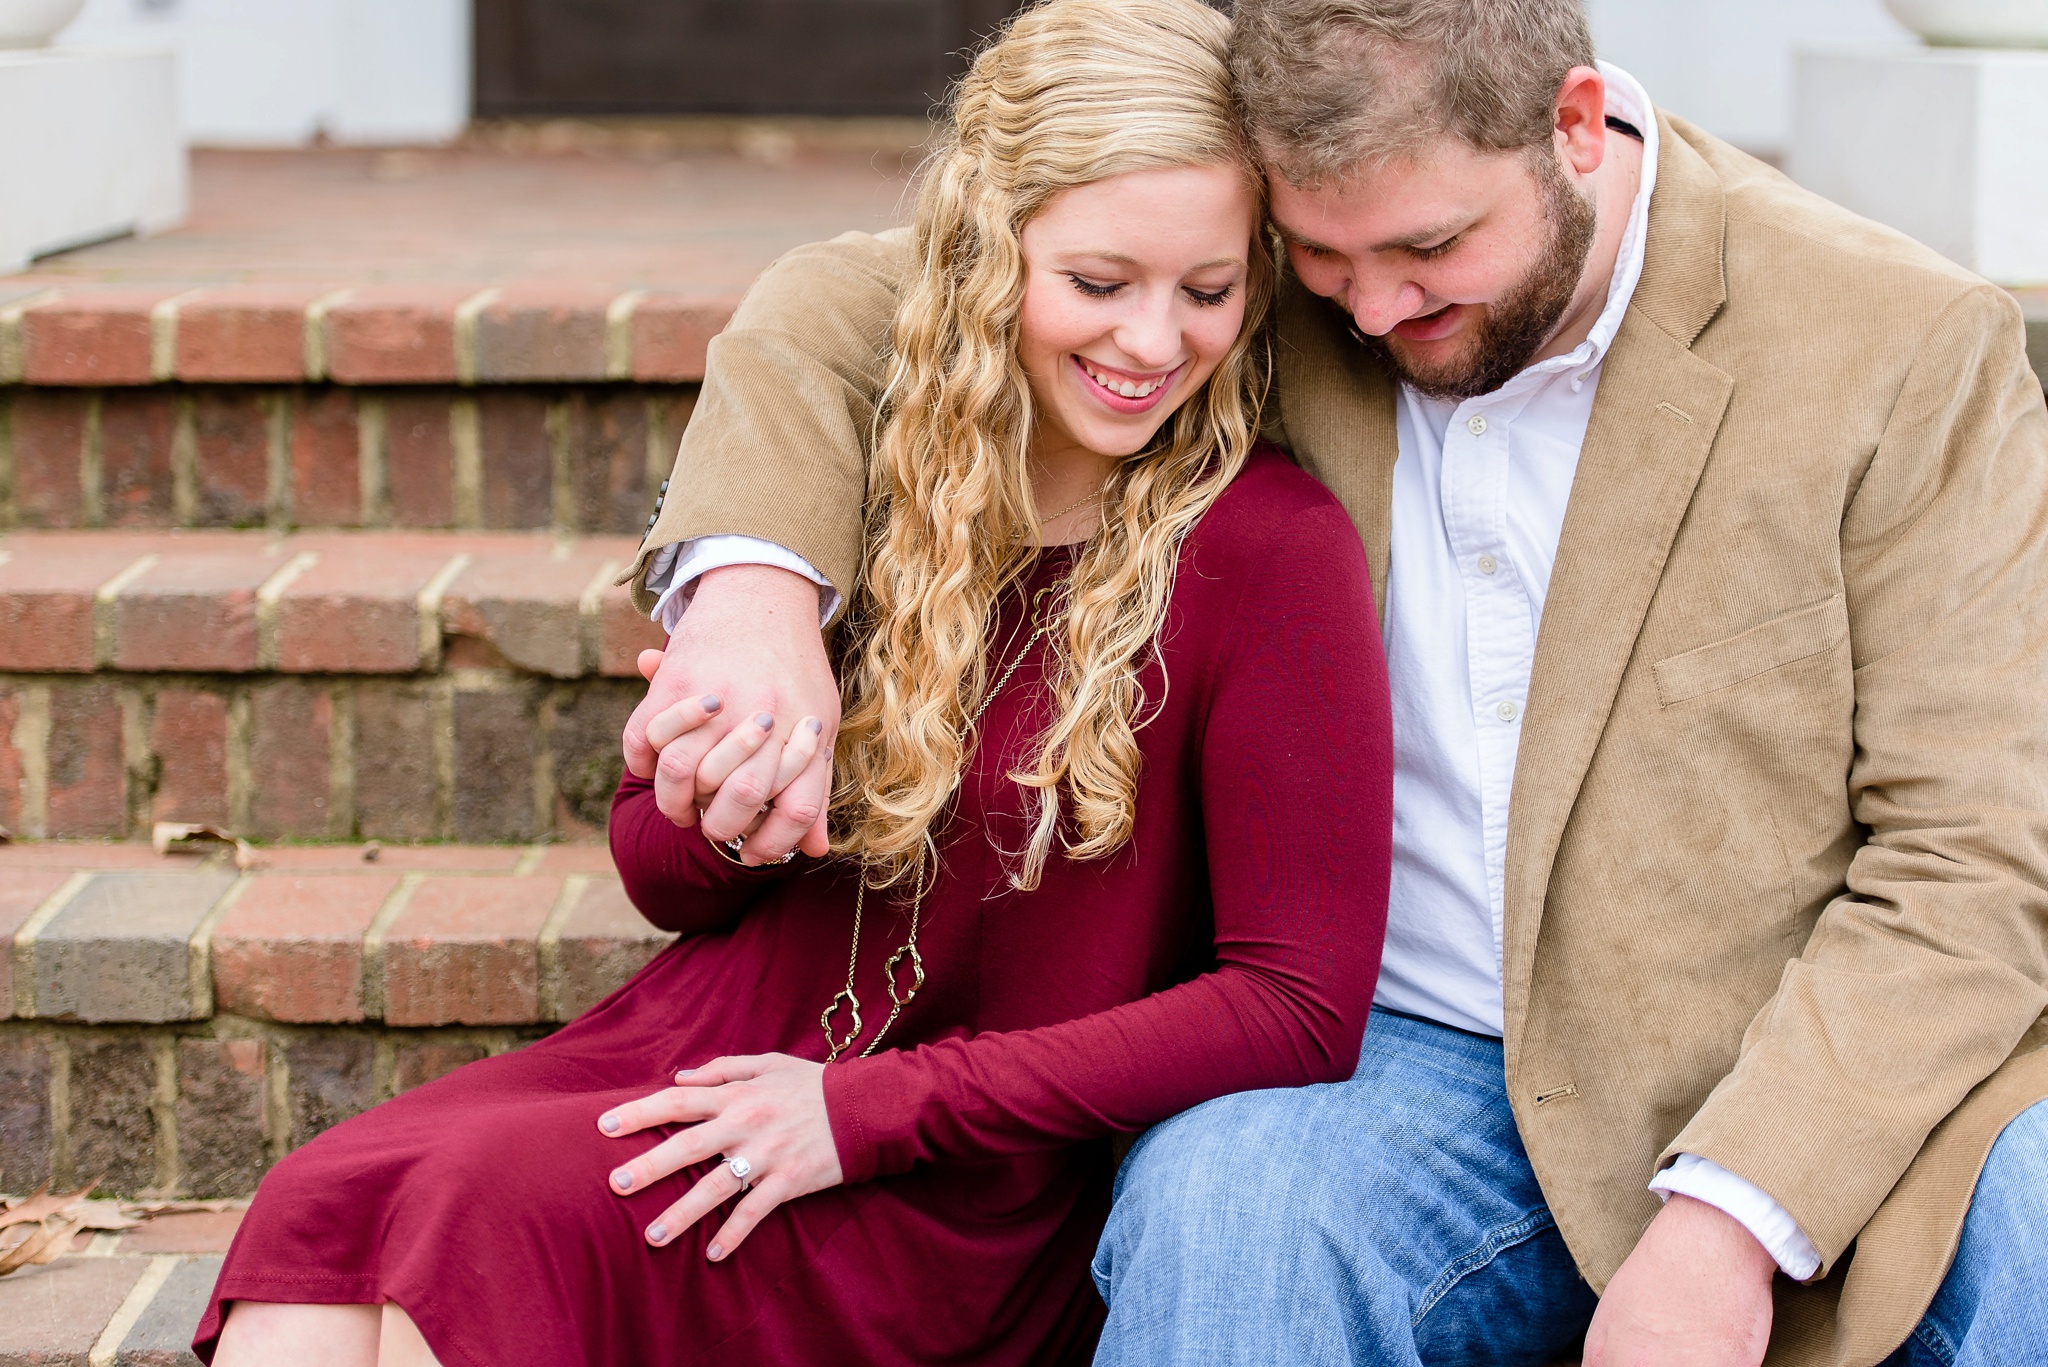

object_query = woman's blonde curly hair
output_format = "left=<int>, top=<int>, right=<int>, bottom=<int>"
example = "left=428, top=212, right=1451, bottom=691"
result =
left=829, top=0, right=1275, bottom=890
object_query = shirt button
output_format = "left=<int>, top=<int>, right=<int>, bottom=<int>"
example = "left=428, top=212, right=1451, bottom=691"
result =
left=1477, top=554, right=1498, bottom=576
left=1497, top=700, right=1520, bottom=722
left=1466, top=414, right=1488, bottom=436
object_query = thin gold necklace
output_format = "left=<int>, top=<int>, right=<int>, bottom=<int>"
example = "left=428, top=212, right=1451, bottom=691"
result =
left=1038, top=486, right=1104, bottom=527
left=822, top=581, right=1064, bottom=1061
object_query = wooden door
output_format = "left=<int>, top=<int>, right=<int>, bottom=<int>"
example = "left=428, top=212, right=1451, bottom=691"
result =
left=475, top=0, right=1029, bottom=117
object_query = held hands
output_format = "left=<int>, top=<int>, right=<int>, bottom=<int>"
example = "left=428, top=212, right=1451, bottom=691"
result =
left=598, top=1054, right=844, bottom=1260
left=621, top=564, right=841, bottom=863
left=1583, top=1195, right=1776, bottom=1367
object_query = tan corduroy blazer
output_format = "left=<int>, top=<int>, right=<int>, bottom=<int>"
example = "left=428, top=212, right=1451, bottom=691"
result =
left=628, top=114, right=2048, bottom=1367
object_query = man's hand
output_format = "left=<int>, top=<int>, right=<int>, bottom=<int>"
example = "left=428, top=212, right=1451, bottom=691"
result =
left=1583, top=1195, right=1776, bottom=1367
left=621, top=564, right=839, bottom=862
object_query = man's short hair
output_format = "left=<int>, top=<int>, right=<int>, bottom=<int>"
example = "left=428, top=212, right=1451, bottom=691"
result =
left=1230, top=0, right=1596, bottom=183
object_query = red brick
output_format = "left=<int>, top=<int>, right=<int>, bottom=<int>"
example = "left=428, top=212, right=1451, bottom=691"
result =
left=546, top=878, right=674, bottom=1020
left=9, top=388, right=91, bottom=527
left=176, top=1037, right=269, bottom=1196
left=477, top=389, right=553, bottom=529
left=536, top=844, right=620, bottom=875
left=99, top=389, right=178, bottom=527
left=548, top=683, right=635, bottom=835
left=0, top=1256, right=148, bottom=1360
left=255, top=845, right=521, bottom=873
left=381, top=875, right=561, bottom=1026
left=444, top=546, right=612, bottom=678
left=629, top=294, right=734, bottom=382
left=566, top=389, right=652, bottom=535
left=0, top=869, right=70, bottom=1014
left=46, top=680, right=127, bottom=837
left=321, top=285, right=472, bottom=384
left=291, top=387, right=360, bottom=526
left=271, top=545, right=456, bottom=673
left=473, top=283, right=611, bottom=382
left=285, top=1033, right=375, bottom=1145
left=0, top=687, right=21, bottom=837
left=67, top=1033, right=159, bottom=1192
left=123, top=1207, right=245, bottom=1253
left=384, top=391, right=455, bottom=527
left=451, top=688, right=540, bottom=842
left=212, top=871, right=399, bottom=1022
left=393, top=1039, right=487, bottom=1093
left=174, top=283, right=330, bottom=382
left=0, top=543, right=150, bottom=671
left=0, top=842, right=164, bottom=871
left=351, top=684, right=438, bottom=840
left=106, top=546, right=284, bottom=672
left=18, top=287, right=181, bottom=385
left=0, top=1033, right=54, bottom=1188
left=247, top=680, right=335, bottom=839
left=150, top=687, right=230, bottom=826
left=597, top=577, right=666, bottom=678
left=191, top=388, right=274, bottom=527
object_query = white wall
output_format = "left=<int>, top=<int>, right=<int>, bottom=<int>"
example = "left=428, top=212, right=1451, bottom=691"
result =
left=1587, top=0, right=1916, bottom=154
left=57, top=0, right=469, bottom=146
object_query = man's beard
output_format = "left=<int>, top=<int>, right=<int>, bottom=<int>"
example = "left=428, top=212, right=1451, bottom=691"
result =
left=1356, top=157, right=1599, bottom=402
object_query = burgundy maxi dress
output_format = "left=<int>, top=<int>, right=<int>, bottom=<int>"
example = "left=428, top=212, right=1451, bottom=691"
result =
left=196, top=445, right=1394, bottom=1367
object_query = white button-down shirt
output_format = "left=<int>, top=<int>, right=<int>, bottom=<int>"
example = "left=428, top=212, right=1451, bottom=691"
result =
left=644, top=61, right=1820, bottom=1280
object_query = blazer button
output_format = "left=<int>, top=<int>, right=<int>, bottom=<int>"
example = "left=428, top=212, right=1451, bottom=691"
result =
left=660, top=479, right=670, bottom=494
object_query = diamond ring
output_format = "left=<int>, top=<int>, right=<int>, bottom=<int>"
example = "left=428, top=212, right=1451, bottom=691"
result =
left=722, top=1154, right=752, bottom=1189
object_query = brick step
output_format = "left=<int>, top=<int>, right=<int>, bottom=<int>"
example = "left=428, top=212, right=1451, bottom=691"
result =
left=0, top=528, right=665, bottom=843
left=0, top=381, right=693, bottom=535
left=1, top=841, right=669, bottom=1201
left=1, top=1247, right=234, bottom=1367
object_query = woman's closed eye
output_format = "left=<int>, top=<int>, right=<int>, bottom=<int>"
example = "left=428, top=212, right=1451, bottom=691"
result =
left=1066, top=272, right=1123, bottom=298
left=1183, top=283, right=1234, bottom=307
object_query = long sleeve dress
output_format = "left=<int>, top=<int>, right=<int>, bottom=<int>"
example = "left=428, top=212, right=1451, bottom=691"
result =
left=194, top=445, right=1394, bottom=1367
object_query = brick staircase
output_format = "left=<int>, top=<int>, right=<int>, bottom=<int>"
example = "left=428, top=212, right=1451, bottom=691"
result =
left=0, top=142, right=908, bottom=1243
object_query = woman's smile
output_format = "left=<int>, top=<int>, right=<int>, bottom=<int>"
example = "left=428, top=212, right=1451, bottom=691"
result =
left=1072, top=354, right=1184, bottom=414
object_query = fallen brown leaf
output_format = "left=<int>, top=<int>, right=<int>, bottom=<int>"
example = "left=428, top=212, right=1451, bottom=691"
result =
left=0, top=1180, right=98, bottom=1232
left=69, top=1200, right=144, bottom=1231
left=152, top=822, right=259, bottom=869
left=0, top=1215, right=82, bottom=1275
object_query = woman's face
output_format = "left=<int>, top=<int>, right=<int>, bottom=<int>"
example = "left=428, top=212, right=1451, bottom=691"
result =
left=1017, top=162, right=1258, bottom=463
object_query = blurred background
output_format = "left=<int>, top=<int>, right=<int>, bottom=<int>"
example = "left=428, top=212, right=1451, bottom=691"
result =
left=56, top=0, right=1913, bottom=154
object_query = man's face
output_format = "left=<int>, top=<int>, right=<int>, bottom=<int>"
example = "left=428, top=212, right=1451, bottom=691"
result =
left=1270, top=138, right=1596, bottom=400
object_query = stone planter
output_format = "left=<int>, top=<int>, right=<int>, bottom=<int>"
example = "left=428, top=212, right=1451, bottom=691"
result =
left=0, top=0, right=85, bottom=49
left=1885, top=0, right=2048, bottom=47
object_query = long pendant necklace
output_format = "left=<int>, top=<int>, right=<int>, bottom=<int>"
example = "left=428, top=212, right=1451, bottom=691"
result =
left=822, top=580, right=1064, bottom=1062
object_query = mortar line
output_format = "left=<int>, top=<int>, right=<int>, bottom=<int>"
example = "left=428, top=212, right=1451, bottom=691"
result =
left=356, top=391, right=388, bottom=526
left=15, top=684, right=49, bottom=837
left=91, top=553, right=161, bottom=667
left=604, top=289, right=646, bottom=381
left=80, top=391, right=104, bottom=527
left=361, top=873, right=425, bottom=1021
left=302, top=287, right=355, bottom=382
left=265, top=390, right=292, bottom=530
left=169, top=392, right=199, bottom=526
left=89, top=1254, right=180, bottom=1367
left=576, top=558, right=622, bottom=677
left=329, top=684, right=356, bottom=838
left=0, top=288, right=60, bottom=383
left=415, top=551, right=471, bottom=671
left=12, top=870, right=93, bottom=1017
left=149, top=1034, right=179, bottom=1195
left=536, top=873, right=590, bottom=1022
left=253, top=550, right=320, bottom=669
left=148, top=288, right=208, bottom=383
left=450, top=397, right=482, bottom=528
left=0, top=394, right=14, bottom=529
left=513, top=844, right=549, bottom=877
left=189, top=873, right=256, bottom=1019
left=452, top=286, right=502, bottom=386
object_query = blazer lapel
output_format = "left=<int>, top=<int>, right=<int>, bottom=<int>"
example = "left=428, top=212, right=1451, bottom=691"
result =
left=1499, top=116, right=1735, bottom=1043
left=1271, top=275, right=1401, bottom=621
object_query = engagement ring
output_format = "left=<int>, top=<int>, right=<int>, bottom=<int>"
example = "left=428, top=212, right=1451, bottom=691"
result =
left=722, top=1154, right=753, bottom=1189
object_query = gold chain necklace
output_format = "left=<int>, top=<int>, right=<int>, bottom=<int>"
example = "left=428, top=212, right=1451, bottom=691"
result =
left=822, top=581, right=1064, bottom=1062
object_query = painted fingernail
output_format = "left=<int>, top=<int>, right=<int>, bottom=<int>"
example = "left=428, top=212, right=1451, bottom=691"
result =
left=707, top=1243, right=724, bottom=1261
left=806, top=717, right=823, bottom=734
left=753, top=712, right=774, bottom=730
left=600, top=1114, right=620, bottom=1133
left=647, top=1222, right=668, bottom=1244
left=701, top=694, right=722, bottom=712
left=612, top=1167, right=634, bottom=1191
left=676, top=1068, right=696, bottom=1080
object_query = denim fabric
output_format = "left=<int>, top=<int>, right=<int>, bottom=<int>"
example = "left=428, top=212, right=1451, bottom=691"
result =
left=1094, top=1008, right=2048, bottom=1367
left=1091, top=1008, right=1597, bottom=1366
left=1880, top=1098, right=2048, bottom=1367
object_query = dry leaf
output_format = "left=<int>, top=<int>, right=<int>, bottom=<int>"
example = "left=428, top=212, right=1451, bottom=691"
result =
left=0, top=1180, right=98, bottom=1232
left=152, top=822, right=259, bottom=869
left=0, top=1215, right=81, bottom=1276
left=0, top=824, right=12, bottom=842
left=69, top=1200, right=144, bottom=1232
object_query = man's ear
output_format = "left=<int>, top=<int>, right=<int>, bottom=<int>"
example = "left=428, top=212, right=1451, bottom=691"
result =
left=1554, top=65, right=1608, bottom=177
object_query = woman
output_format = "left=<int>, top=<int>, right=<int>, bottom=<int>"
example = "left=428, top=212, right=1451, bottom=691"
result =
left=199, top=2, right=1391, bottom=1363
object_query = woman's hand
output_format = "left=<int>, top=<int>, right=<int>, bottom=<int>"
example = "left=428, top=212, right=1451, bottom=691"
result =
left=597, top=1054, right=844, bottom=1259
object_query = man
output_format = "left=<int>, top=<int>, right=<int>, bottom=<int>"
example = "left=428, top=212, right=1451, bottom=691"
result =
left=617, top=1, right=2048, bottom=1362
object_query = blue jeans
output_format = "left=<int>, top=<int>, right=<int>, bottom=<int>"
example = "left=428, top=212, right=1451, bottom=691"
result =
left=1092, top=1008, right=2048, bottom=1367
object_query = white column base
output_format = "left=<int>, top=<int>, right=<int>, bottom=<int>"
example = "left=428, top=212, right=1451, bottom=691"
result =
left=0, top=45, right=186, bottom=275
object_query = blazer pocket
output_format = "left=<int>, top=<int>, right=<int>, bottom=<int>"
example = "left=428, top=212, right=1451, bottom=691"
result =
left=1653, top=594, right=1847, bottom=706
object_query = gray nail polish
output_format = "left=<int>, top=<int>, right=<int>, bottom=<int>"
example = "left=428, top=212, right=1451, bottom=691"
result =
left=647, top=1222, right=668, bottom=1244
left=613, top=1167, right=634, bottom=1190
left=707, top=1243, right=723, bottom=1261
left=600, top=1114, right=620, bottom=1133
left=676, top=1068, right=696, bottom=1079
left=806, top=718, right=823, bottom=734
left=754, top=712, right=774, bottom=730
left=701, top=694, right=722, bottom=712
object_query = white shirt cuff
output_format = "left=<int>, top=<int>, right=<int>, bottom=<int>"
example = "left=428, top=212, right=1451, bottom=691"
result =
left=645, top=534, right=841, bottom=634
left=1649, top=1153, right=1822, bottom=1281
